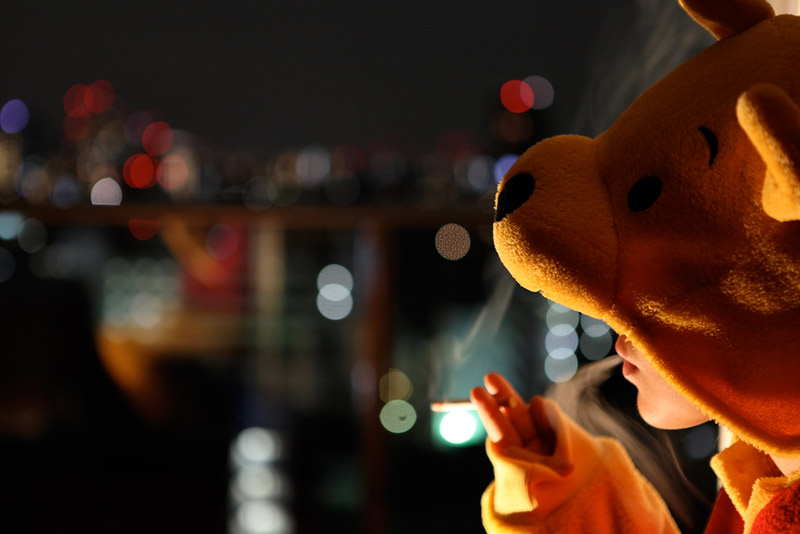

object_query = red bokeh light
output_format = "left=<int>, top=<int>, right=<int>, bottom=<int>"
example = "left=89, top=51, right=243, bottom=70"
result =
left=63, top=84, right=90, bottom=118
left=85, top=80, right=115, bottom=114
left=123, top=153, right=157, bottom=189
left=128, top=219, right=161, bottom=240
left=157, top=154, right=189, bottom=190
left=500, top=80, right=534, bottom=113
left=142, top=121, right=174, bottom=155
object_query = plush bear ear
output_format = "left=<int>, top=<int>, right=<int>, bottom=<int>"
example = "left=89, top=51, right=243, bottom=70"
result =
left=737, top=84, right=800, bottom=222
left=679, top=0, right=774, bottom=39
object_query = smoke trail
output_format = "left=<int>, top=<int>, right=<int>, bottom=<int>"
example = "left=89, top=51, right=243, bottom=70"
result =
left=427, top=263, right=527, bottom=402
left=451, top=270, right=516, bottom=364
left=572, top=0, right=713, bottom=136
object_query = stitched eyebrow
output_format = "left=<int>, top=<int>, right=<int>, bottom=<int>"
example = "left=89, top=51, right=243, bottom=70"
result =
left=699, top=126, right=718, bottom=166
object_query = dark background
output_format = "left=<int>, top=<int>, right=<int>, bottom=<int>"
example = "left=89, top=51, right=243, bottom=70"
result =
left=0, top=1, right=719, bottom=533
left=1, top=1, right=613, bottom=150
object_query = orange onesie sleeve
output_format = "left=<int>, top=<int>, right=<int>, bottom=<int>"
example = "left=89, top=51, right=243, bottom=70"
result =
left=481, top=398, right=681, bottom=533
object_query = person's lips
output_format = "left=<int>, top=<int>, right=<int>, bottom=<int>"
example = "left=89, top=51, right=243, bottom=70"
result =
left=621, top=359, right=638, bottom=378
left=615, top=335, right=640, bottom=378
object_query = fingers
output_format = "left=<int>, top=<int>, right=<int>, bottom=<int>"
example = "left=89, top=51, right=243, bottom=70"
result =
left=470, top=386, right=521, bottom=448
left=527, top=396, right=557, bottom=455
left=484, top=373, right=538, bottom=444
left=483, top=372, right=521, bottom=398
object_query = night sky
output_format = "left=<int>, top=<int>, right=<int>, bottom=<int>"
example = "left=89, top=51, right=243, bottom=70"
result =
left=0, top=0, right=674, bottom=153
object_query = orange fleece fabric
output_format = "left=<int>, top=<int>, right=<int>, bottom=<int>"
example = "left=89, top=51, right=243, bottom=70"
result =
left=481, top=398, right=680, bottom=533
left=493, top=0, right=800, bottom=457
left=481, top=400, right=800, bottom=534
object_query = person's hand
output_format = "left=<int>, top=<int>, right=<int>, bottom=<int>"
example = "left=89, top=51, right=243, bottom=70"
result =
left=471, top=373, right=556, bottom=456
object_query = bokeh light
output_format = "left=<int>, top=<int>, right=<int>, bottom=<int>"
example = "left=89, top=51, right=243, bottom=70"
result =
left=684, top=424, right=717, bottom=460
left=316, top=292, right=353, bottom=321
left=0, top=211, right=24, bottom=240
left=130, top=292, right=163, bottom=328
left=0, top=99, right=30, bottom=134
left=296, top=145, right=331, bottom=190
left=128, top=219, right=161, bottom=241
left=63, top=83, right=90, bottom=118
left=546, top=302, right=580, bottom=329
left=500, top=80, right=534, bottom=113
left=580, top=314, right=611, bottom=337
left=544, top=353, right=578, bottom=383
left=157, top=154, right=189, bottom=190
left=123, top=153, right=157, bottom=188
left=545, top=328, right=579, bottom=356
left=464, top=155, right=495, bottom=193
left=233, top=428, right=283, bottom=464
left=435, top=223, right=470, bottom=261
left=0, top=136, right=23, bottom=199
left=493, top=154, right=519, bottom=183
left=319, top=282, right=349, bottom=302
left=379, top=369, right=413, bottom=402
left=18, top=218, right=47, bottom=253
left=14, top=161, right=45, bottom=201
left=317, top=264, right=353, bottom=292
left=234, top=465, right=287, bottom=501
left=0, top=247, right=16, bottom=283
left=84, top=80, right=115, bottom=114
left=544, top=301, right=581, bottom=381
left=580, top=330, right=614, bottom=361
left=50, top=174, right=83, bottom=208
left=379, top=399, right=417, bottom=434
left=439, top=410, right=477, bottom=444
left=142, top=121, right=174, bottom=156
left=235, top=500, right=292, bottom=534
left=90, top=177, right=123, bottom=205
left=524, top=75, right=555, bottom=110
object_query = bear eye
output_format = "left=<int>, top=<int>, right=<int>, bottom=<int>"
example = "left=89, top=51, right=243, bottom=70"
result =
left=699, top=126, right=718, bottom=166
left=627, top=176, right=662, bottom=212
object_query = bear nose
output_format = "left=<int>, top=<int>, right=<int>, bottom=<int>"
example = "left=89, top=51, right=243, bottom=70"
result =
left=495, top=173, right=535, bottom=222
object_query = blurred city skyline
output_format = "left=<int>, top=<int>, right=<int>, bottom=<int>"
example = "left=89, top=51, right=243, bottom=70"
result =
left=0, top=1, right=614, bottom=152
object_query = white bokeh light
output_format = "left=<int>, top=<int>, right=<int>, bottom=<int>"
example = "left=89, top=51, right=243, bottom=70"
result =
left=544, top=353, right=579, bottom=383
left=233, top=427, right=282, bottom=464
left=236, top=500, right=292, bottom=534
left=316, top=292, right=353, bottom=320
left=439, top=410, right=478, bottom=445
left=545, top=328, right=579, bottom=355
left=317, top=264, right=353, bottom=291
left=90, top=177, right=123, bottom=205
left=379, top=399, right=417, bottom=434
left=545, top=304, right=580, bottom=330
left=317, top=264, right=354, bottom=321
left=580, top=314, right=611, bottom=337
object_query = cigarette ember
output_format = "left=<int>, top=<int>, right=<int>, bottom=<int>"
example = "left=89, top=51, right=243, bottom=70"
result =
left=430, top=397, right=510, bottom=412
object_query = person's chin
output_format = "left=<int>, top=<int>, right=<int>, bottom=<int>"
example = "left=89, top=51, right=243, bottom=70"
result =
left=636, top=395, right=706, bottom=430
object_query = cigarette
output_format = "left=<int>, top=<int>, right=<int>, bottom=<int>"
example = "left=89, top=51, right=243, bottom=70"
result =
left=430, top=396, right=510, bottom=412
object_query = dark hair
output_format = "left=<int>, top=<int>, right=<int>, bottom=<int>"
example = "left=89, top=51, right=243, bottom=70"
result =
left=546, top=357, right=714, bottom=533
